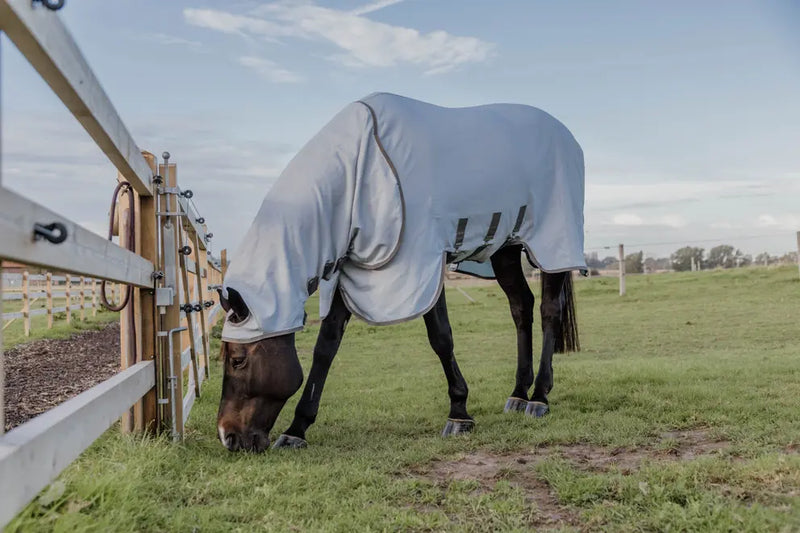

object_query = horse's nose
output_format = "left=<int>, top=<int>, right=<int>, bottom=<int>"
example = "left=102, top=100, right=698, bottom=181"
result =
left=223, top=432, right=240, bottom=452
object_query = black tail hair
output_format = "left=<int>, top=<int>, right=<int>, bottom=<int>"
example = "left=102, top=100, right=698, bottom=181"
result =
left=542, top=272, right=580, bottom=353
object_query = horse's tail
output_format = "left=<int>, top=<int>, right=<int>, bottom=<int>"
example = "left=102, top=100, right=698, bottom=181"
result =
left=542, top=272, right=580, bottom=353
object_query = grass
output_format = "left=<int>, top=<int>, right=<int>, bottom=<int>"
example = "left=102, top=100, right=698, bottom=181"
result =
left=6, top=266, right=800, bottom=532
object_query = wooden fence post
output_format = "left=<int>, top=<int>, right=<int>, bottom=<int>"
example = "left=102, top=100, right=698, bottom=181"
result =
left=79, top=277, right=86, bottom=321
left=0, top=262, right=4, bottom=434
left=618, top=244, right=626, bottom=296
left=46, top=273, right=53, bottom=329
left=221, top=249, right=227, bottom=279
left=22, top=271, right=30, bottom=337
left=91, top=279, right=97, bottom=317
left=134, top=151, right=159, bottom=433
left=65, top=274, right=72, bottom=324
left=159, top=158, right=184, bottom=439
left=118, top=183, right=135, bottom=433
left=796, top=231, right=800, bottom=280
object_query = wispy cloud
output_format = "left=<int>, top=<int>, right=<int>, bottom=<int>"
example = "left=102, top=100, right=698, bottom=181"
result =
left=148, top=32, right=203, bottom=50
left=351, top=0, right=405, bottom=16
left=238, top=56, right=303, bottom=83
left=184, top=3, right=494, bottom=75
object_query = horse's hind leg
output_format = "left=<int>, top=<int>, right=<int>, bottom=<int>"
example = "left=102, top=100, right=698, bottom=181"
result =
left=528, top=270, right=574, bottom=417
left=423, top=289, right=474, bottom=437
left=491, top=245, right=535, bottom=413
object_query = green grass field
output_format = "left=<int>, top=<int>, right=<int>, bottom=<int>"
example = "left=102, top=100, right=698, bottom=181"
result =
left=6, top=266, right=800, bottom=532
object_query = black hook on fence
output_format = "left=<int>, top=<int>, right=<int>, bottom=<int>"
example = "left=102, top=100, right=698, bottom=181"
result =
left=33, top=222, right=68, bottom=244
left=181, top=189, right=193, bottom=199
left=179, top=245, right=192, bottom=256
left=33, top=0, right=65, bottom=11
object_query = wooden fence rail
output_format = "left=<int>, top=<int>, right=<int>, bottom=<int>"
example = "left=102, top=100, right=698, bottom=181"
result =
left=1, top=272, right=120, bottom=335
left=0, top=2, right=227, bottom=527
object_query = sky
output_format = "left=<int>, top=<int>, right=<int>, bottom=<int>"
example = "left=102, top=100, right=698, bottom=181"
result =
left=2, top=0, right=799, bottom=260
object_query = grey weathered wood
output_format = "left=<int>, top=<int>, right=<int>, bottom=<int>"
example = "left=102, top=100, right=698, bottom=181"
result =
left=0, top=0, right=152, bottom=195
left=618, top=243, right=626, bottom=296
left=0, top=187, right=154, bottom=287
left=1, top=293, right=22, bottom=301
left=0, top=360, right=155, bottom=527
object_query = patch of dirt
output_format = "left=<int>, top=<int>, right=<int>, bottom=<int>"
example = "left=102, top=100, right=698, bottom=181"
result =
left=4, top=323, right=120, bottom=431
left=415, top=451, right=580, bottom=529
left=412, top=429, right=732, bottom=529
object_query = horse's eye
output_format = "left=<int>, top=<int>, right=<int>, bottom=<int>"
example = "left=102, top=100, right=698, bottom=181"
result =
left=231, top=356, right=247, bottom=369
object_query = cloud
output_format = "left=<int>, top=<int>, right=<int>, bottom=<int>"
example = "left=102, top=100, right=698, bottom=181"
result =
left=184, top=3, right=494, bottom=75
left=238, top=56, right=303, bottom=83
left=148, top=33, right=203, bottom=50
left=756, top=214, right=800, bottom=230
left=350, top=0, right=405, bottom=16
left=609, top=213, right=687, bottom=228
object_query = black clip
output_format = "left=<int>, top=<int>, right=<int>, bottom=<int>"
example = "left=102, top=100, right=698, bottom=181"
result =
left=179, top=245, right=192, bottom=256
left=33, top=222, right=68, bottom=244
left=181, top=189, right=193, bottom=199
left=196, top=217, right=205, bottom=224
left=181, top=303, right=194, bottom=314
left=33, top=0, right=65, bottom=10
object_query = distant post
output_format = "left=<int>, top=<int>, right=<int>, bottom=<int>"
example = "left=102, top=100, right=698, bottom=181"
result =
left=618, top=244, right=626, bottom=296
left=796, top=231, right=800, bottom=280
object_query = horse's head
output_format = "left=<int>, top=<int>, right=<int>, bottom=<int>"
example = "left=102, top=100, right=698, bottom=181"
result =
left=216, top=289, right=303, bottom=452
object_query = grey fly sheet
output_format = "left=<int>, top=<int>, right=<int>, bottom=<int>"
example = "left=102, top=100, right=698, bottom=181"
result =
left=222, top=93, right=586, bottom=343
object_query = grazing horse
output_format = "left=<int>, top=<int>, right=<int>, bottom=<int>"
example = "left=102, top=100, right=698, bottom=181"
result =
left=216, top=93, right=585, bottom=452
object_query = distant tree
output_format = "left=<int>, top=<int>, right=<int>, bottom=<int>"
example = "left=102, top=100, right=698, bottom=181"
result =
left=625, top=251, right=643, bottom=274
left=584, top=252, right=604, bottom=269
left=671, top=246, right=704, bottom=271
left=707, top=245, right=738, bottom=268
left=780, top=252, right=798, bottom=264
left=754, top=252, right=771, bottom=266
left=601, top=256, right=617, bottom=268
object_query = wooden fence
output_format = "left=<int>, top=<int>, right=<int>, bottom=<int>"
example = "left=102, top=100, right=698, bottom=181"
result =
left=1, top=272, right=124, bottom=335
left=0, top=1, right=226, bottom=526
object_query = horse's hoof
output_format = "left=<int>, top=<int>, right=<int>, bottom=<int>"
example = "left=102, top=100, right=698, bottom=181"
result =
left=272, top=434, right=308, bottom=449
left=441, top=418, right=475, bottom=437
left=504, top=397, right=528, bottom=413
left=525, top=401, right=549, bottom=418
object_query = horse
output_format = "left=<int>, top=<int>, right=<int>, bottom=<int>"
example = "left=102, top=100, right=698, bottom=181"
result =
left=216, top=93, right=585, bottom=452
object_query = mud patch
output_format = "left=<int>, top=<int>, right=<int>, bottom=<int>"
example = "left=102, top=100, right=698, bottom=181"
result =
left=4, top=323, right=120, bottom=431
left=413, top=429, right=732, bottom=528
left=415, top=451, right=579, bottom=529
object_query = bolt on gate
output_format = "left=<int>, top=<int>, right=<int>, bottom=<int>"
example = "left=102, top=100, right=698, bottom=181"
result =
left=0, top=1, right=225, bottom=526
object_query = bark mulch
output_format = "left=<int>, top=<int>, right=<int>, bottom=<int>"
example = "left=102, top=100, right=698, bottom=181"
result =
left=3, top=323, right=120, bottom=432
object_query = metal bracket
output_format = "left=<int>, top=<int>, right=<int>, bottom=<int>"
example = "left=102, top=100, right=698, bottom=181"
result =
left=155, top=287, right=174, bottom=306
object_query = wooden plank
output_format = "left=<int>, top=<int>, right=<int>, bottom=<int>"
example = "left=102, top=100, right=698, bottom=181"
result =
left=0, top=187, right=154, bottom=287
left=179, top=226, right=201, bottom=399
left=0, top=0, right=152, bottom=195
left=2, top=312, right=23, bottom=320
left=194, top=232, right=211, bottom=379
left=0, top=360, right=154, bottom=528
left=1, top=293, right=22, bottom=301
left=182, top=387, right=195, bottom=428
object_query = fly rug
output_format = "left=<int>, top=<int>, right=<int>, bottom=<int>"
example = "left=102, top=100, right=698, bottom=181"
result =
left=216, top=93, right=586, bottom=452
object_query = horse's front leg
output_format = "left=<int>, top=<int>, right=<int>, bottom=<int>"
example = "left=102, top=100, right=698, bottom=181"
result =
left=423, top=289, right=474, bottom=437
left=273, top=288, right=351, bottom=449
